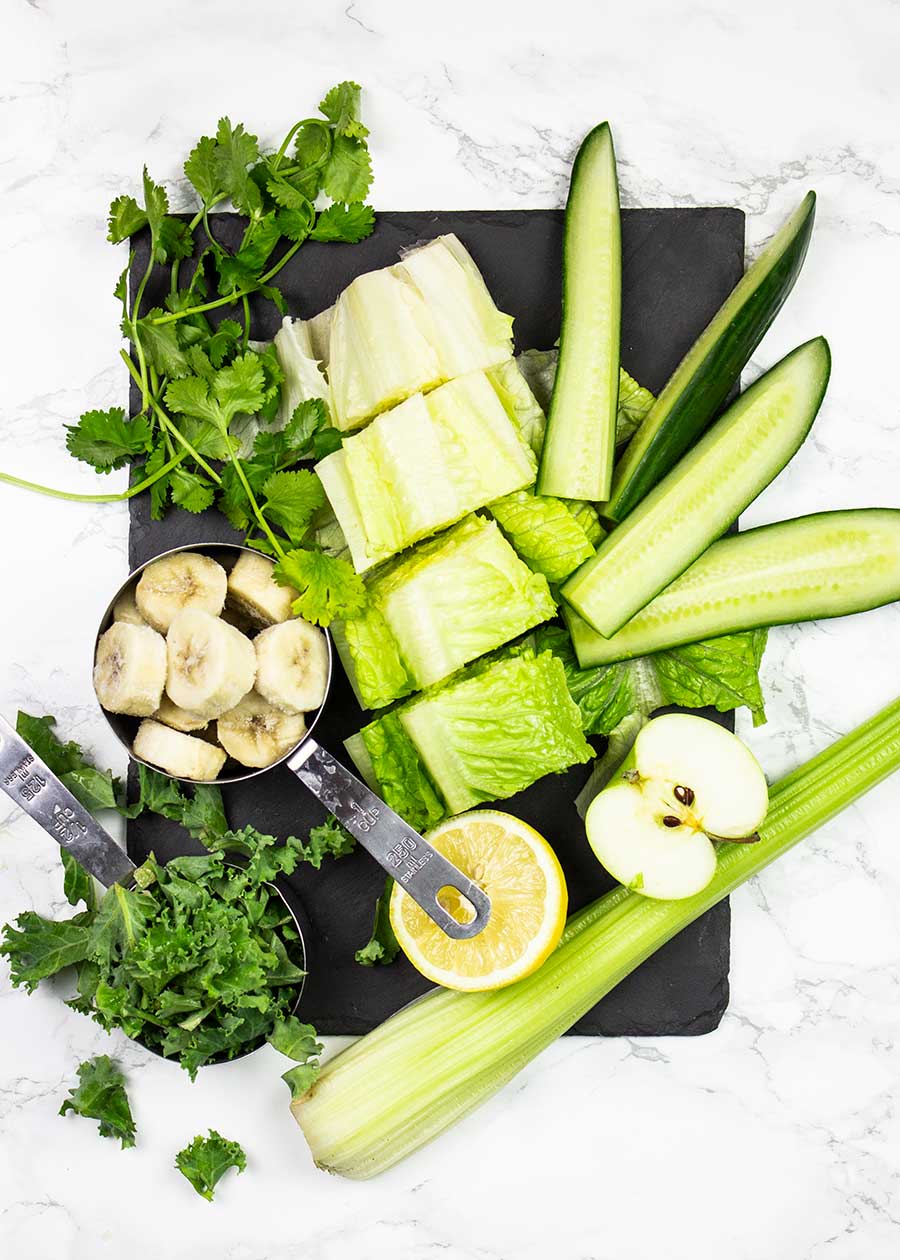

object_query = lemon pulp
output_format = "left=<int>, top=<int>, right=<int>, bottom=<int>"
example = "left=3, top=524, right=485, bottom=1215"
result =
left=390, top=810, right=568, bottom=991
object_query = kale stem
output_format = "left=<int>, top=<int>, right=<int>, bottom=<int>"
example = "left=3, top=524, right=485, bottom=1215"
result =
left=0, top=451, right=184, bottom=504
left=119, top=352, right=222, bottom=485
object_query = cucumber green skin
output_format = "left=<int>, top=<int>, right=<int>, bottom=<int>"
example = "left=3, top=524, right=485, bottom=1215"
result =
left=565, top=509, right=900, bottom=667
left=561, top=337, right=831, bottom=638
left=605, top=192, right=816, bottom=522
left=537, top=123, right=621, bottom=502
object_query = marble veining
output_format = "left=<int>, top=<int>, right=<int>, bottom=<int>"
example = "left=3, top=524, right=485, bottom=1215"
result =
left=1, top=0, right=899, bottom=1256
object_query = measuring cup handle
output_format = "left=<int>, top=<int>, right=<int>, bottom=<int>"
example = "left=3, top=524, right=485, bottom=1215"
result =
left=286, top=739, right=491, bottom=940
left=0, top=717, right=135, bottom=888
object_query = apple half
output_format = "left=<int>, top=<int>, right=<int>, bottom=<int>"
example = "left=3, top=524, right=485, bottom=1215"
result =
left=584, top=713, right=769, bottom=900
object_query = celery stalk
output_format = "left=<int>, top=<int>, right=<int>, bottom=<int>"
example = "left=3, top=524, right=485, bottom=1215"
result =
left=293, top=696, right=900, bottom=1179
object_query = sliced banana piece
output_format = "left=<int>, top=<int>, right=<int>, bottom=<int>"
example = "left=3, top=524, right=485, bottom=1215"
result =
left=154, top=693, right=209, bottom=733
left=133, top=719, right=227, bottom=781
left=217, top=691, right=306, bottom=768
left=254, top=619, right=329, bottom=715
left=136, top=552, right=227, bottom=633
left=166, top=608, right=256, bottom=720
left=112, top=585, right=146, bottom=626
left=94, top=622, right=166, bottom=717
left=226, top=551, right=298, bottom=626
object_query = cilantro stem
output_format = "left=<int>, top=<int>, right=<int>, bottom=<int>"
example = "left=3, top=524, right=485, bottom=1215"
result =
left=0, top=450, right=184, bottom=504
left=221, top=443, right=283, bottom=557
left=148, top=241, right=303, bottom=327
left=119, top=353, right=222, bottom=486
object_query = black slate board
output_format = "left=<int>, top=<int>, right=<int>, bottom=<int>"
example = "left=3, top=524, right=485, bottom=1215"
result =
left=128, top=207, right=745, bottom=1036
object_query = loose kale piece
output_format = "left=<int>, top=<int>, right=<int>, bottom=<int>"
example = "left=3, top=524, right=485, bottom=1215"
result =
left=175, top=1130, right=246, bottom=1201
left=355, top=877, right=400, bottom=968
left=59, top=1056, right=136, bottom=1149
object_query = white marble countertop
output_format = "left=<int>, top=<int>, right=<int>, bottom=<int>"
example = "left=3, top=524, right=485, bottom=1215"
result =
left=2, top=1, right=899, bottom=1256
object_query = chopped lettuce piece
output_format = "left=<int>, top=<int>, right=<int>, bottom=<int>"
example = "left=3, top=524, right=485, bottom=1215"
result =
left=616, top=367, right=656, bottom=447
left=317, top=370, right=537, bottom=571
left=357, top=713, right=447, bottom=833
left=274, top=317, right=331, bottom=426
left=488, top=490, right=598, bottom=583
left=332, top=605, right=413, bottom=710
left=328, top=269, right=443, bottom=431
left=396, top=234, right=514, bottom=378
left=398, top=649, right=593, bottom=815
left=567, top=500, right=605, bottom=547
left=327, top=236, right=514, bottom=432
left=335, top=516, right=556, bottom=708
left=485, top=357, right=546, bottom=454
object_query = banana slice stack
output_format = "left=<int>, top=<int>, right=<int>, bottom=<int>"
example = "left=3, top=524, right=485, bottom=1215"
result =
left=94, top=551, right=328, bottom=781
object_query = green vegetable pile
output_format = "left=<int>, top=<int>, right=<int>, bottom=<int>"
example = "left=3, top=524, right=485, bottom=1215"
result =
left=0, top=82, right=375, bottom=626
left=1, top=712, right=351, bottom=1077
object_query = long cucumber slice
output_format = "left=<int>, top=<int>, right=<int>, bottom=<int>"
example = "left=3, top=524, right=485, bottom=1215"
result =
left=537, top=123, right=621, bottom=501
left=561, top=337, right=831, bottom=638
left=605, top=191, right=816, bottom=521
left=565, top=509, right=900, bottom=666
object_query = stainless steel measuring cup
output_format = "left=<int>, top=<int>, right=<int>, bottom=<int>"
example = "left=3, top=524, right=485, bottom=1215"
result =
left=96, top=542, right=491, bottom=941
left=0, top=713, right=308, bottom=1059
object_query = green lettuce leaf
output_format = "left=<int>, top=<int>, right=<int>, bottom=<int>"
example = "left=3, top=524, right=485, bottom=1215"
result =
left=356, top=714, right=446, bottom=833
left=59, top=1055, right=136, bottom=1149
left=488, top=490, right=599, bottom=583
left=334, top=515, right=556, bottom=709
left=535, top=624, right=768, bottom=733
left=398, top=649, right=593, bottom=815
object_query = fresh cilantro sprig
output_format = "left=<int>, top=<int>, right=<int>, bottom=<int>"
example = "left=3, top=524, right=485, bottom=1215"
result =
left=0, top=82, right=375, bottom=626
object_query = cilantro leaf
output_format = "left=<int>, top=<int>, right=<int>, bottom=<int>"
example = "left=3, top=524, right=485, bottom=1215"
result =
left=275, top=207, right=315, bottom=244
left=273, top=548, right=366, bottom=626
left=133, top=311, right=192, bottom=379
left=108, top=195, right=147, bottom=244
left=214, top=118, right=262, bottom=217
left=355, top=877, right=399, bottom=967
left=261, top=470, right=325, bottom=542
left=322, top=133, right=373, bottom=203
left=169, top=468, right=216, bottom=514
left=59, top=1056, right=136, bottom=1149
left=1, top=912, right=93, bottom=991
left=65, top=409, right=153, bottom=473
left=175, top=1130, right=246, bottom=1201
left=319, top=81, right=369, bottom=139
left=165, top=354, right=266, bottom=431
left=144, top=444, right=171, bottom=520
left=310, top=202, right=375, bottom=244
left=184, top=134, right=221, bottom=204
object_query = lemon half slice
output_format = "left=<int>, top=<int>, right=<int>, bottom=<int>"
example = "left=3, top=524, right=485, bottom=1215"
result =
left=389, top=810, right=568, bottom=992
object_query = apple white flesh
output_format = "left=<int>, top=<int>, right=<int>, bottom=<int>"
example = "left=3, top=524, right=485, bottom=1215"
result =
left=585, top=713, right=769, bottom=900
